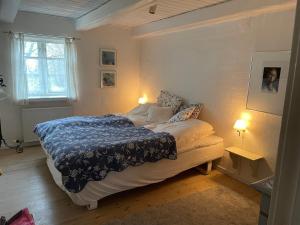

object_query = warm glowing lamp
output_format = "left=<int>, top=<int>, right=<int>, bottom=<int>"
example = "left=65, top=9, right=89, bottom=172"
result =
left=138, top=96, right=147, bottom=105
left=233, top=119, right=247, bottom=136
left=241, top=112, right=251, bottom=121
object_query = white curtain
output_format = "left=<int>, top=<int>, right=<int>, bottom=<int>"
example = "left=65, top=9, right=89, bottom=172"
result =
left=10, top=33, right=28, bottom=104
left=65, top=38, right=78, bottom=101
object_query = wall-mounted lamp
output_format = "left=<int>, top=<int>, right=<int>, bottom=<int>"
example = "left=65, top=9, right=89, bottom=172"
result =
left=233, top=119, right=247, bottom=136
left=138, top=96, right=148, bottom=105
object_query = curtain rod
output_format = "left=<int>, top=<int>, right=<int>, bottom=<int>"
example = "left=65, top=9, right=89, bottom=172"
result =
left=2, top=30, right=80, bottom=40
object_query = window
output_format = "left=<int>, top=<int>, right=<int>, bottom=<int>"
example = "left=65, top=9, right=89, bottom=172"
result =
left=24, top=36, right=67, bottom=99
left=10, top=33, right=77, bottom=103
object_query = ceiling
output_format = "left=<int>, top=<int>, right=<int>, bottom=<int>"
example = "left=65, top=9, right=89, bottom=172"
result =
left=111, top=0, right=231, bottom=27
left=18, top=0, right=231, bottom=27
left=6, top=0, right=294, bottom=32
left=19, top=0, right=111, bottom=18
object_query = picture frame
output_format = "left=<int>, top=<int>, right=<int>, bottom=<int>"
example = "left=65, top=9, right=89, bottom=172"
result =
left=100, top=70, right=117, bottom=88
left=246, top=51, right=291, bottom=115
left=100, top=49, right=117, bottom=67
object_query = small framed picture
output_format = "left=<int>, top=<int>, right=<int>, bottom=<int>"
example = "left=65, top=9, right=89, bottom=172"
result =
left=100, top=49, right=116, bottom=66
left=261, top=67, right=281, bottom=93
left=100, top=71, right=117, bottom=88
left=246, top=51, right=290, bottom=115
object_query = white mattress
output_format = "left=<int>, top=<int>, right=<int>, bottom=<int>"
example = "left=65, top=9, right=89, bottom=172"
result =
left=44, top=135, right=224, bottom=207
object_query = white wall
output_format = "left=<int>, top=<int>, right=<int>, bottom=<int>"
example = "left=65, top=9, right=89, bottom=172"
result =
left=73, top=25, right=140, bottom=116
left=0, top=12, right=140, bottom=145
left=139, top=9, right=295, bottom=182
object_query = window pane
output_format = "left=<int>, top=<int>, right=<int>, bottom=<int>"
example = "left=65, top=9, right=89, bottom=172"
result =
left=24, top=41, right=38, bottom=57
left=46, top=43, right=64, bottom=58
left=47, top=59, right=66, bottom=94
left=25, top=58, right=39, bottom=74
left=23, top=36, right=68, bottom=99
left=25, top=58, right=43, bottom=96
left=48, top=74, right=66, bottom=94
left=47, top=59, right=65, bottom=75
left=27, top=74, right=43, bottom=96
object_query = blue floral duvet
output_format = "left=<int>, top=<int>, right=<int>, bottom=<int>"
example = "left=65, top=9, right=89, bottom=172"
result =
left=34, top=115, right=177, bottom=193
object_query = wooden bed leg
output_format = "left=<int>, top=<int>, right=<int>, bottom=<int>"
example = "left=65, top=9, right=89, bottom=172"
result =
left=196, top=161, right=213, bottom=175
left=206, top=161, right=212, bottom=174
left=86, top=201, right=98, bottom=210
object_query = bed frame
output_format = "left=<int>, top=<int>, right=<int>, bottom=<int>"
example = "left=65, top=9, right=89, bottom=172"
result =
left=43, top=141, right=224, bottom=210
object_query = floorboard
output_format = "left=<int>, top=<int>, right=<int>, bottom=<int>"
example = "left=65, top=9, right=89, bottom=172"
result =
left=0, top=147, right=260, bottom=225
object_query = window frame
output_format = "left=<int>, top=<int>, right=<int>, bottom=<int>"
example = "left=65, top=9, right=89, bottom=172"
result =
left=24, top=35, right=67, bottom=100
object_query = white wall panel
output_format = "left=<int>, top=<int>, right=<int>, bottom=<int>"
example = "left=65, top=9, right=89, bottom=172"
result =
left=139, top=9, right=295, bottom=182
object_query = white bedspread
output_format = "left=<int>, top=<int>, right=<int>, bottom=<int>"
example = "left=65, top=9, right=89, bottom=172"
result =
left=147, top=119, right=216, bottom=153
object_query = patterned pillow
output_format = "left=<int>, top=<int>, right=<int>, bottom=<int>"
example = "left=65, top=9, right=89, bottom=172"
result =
left=190, top=104, right=204, bottom=119
left=179, top=103, right=203, bottom=119
left=168, top=106, right=196, bottom=123
left=157, top=90, right=184, bottom=114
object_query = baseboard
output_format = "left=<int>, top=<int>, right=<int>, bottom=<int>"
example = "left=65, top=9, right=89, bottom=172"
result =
left=216, top=165, right=252, bottom=185
left=0, top=141, right=40, bottom=150
left=23, top=141, right=40, bottom=147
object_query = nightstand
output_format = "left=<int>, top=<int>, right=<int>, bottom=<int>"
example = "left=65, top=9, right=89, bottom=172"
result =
left=225, top=146, right=263, bottom=177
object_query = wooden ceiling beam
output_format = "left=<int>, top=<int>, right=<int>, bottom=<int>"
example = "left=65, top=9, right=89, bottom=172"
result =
left=0, top=0, right=21, bottom=23
left=76, top=0, right=155, bottom=31
left=132, top=0, right=296, bottom=38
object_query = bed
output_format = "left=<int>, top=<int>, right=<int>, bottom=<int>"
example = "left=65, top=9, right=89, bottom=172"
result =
left=37, top=115, right=224, bottom=209
left=35, top=91, right=224, bottom=209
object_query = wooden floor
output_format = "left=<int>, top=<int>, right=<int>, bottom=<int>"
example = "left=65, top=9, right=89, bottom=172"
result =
left=0, top=147, right=260, bottom=225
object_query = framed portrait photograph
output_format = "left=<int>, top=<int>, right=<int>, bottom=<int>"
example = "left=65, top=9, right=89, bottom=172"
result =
left=246, top=51, right=290, bottom=115
left=100, top=49, right=116, bottom=67
left=261, top=67, right=281, bottom=93
left=100, top=71, right=117, bottom=88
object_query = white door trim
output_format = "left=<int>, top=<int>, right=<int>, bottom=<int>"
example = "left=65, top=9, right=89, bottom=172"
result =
left=268, top=1, right=300, bottom=225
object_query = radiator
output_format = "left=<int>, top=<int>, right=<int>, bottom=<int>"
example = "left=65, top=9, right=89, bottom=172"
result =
left=21, top=107, right=73, bottom=143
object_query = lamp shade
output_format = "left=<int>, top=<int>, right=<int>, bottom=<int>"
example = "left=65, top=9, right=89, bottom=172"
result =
left=138, top=96, right=147, bottom=104
left=233, top=119, right=247, bottom=131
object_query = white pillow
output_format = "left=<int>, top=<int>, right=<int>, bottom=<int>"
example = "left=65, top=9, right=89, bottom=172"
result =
left=128, top=103, right=156, bottom=116
left=146, top=106, right=173, bottom=123
left=126, top=114, right=149, bottom=127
